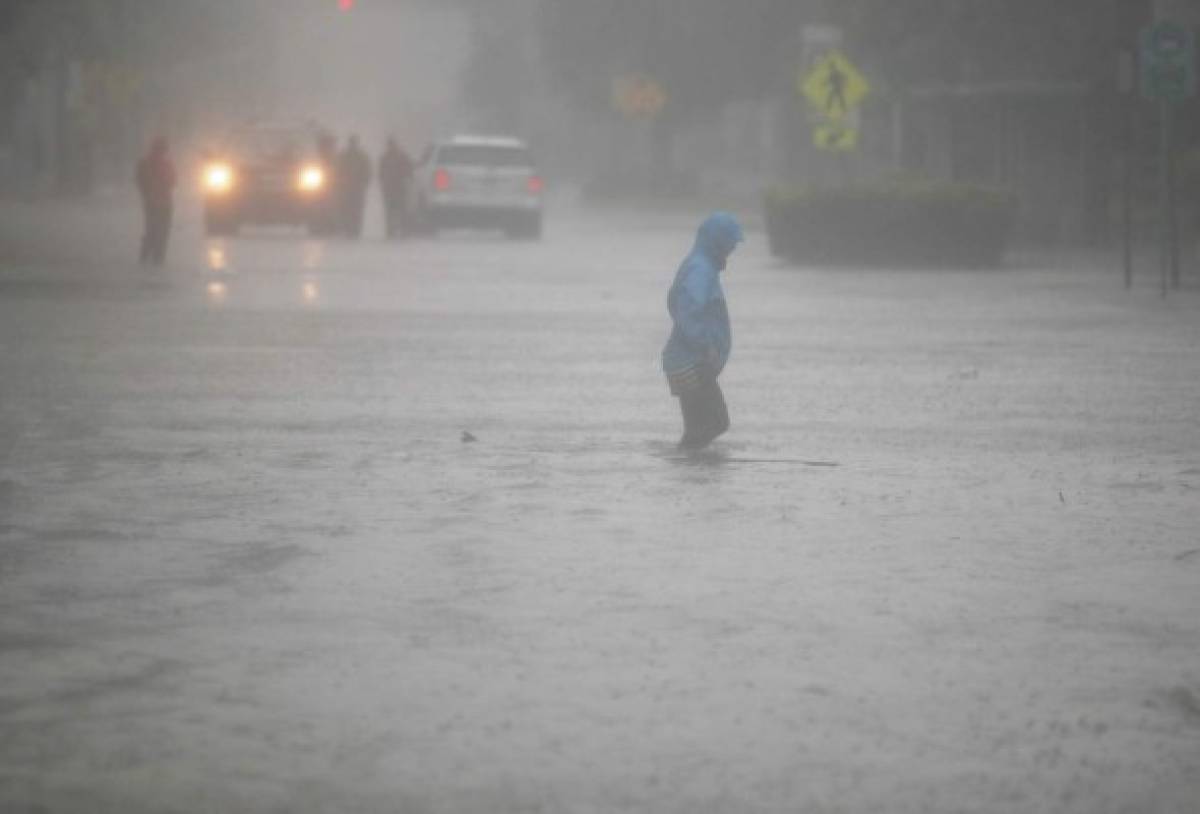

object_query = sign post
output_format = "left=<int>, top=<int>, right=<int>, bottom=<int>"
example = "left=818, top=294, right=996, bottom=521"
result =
left=1118, top=50, right=1135, bottom=290
left=1139, top=20, right=1196, bottom=294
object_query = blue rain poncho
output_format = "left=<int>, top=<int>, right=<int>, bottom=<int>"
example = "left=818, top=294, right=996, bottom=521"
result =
left=661, top=212, right=743, bottom=377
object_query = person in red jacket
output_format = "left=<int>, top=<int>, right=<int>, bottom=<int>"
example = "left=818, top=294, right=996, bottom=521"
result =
left=136, top=137, right=177, bottom=267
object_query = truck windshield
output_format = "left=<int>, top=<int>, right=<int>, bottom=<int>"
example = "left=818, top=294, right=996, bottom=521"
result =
left=230, top=129, right=309, bottom=162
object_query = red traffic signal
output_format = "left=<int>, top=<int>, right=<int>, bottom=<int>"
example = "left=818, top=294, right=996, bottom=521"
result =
left=338, top=0, right=354, bottom=10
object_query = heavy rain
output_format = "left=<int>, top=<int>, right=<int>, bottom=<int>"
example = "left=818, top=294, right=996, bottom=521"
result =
left=2, top=2, right=1199, bottom=812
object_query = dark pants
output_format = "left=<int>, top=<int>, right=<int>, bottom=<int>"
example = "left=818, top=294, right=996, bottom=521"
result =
left=140, top=202, right=172, bottom=266
left=676, top=376, right=729, bottom=449
left=383, top=186, right=408, bottom=238
left=342, top=190, right=367, bottom=238
left=383, top=200, right=405, bottom=238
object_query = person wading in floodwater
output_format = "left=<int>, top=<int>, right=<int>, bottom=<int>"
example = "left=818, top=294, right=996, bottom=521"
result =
left=135, top=136, right=176, bottom=268
left=661, top=212, right=743, bottom=450
left=379, top=137, right=414, bottom=239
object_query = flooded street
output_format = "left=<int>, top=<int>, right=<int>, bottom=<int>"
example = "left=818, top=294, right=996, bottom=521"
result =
left=2, top=202, right=1200, bottom=813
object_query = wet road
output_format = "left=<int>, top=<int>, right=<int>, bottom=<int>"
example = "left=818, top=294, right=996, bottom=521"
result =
left=2, top=203, right=1200, bottom=813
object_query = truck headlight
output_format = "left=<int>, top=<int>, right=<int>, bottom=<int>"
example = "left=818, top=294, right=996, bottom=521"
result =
left=203, top=163, right=235, bottom=194
left=298, top=165, right=325, bottom=192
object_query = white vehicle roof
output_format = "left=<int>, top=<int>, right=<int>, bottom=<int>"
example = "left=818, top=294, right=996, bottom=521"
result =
left=441, top=134, right=528, bottom=149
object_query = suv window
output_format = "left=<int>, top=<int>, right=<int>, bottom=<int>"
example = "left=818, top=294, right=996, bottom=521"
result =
left=437, top=145, right=532, bottom=168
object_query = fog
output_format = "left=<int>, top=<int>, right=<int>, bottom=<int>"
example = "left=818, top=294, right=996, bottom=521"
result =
left=3, top=3, right=1200, bottom=813
left=225, top=2, right=473, bottom=149
left=5, top=1, right=1200, bottom=240
left=2, top=2, right=477, bottom=188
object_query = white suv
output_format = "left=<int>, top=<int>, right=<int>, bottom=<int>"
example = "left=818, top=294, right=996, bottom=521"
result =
left=413, top=135, right=543, bottom=239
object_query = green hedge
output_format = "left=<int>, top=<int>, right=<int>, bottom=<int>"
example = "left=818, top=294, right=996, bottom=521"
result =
left=764, top=179, right=1017, bottom=268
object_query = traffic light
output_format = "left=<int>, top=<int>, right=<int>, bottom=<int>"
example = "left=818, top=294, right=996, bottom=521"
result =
left=338, top=0, right=354, bottom=10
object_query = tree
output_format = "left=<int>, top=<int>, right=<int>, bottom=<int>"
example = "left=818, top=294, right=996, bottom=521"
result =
left=534, top=0, right=817, bottom=187
left=460, top=4, right=540, bottom=133
left=832, top=0, right=1117, bottom=92
left=0, top=1, right=289, bottom=193
left=537, top=0, right=812, bottom=123
left=537, top=0, right=1123, bottom=114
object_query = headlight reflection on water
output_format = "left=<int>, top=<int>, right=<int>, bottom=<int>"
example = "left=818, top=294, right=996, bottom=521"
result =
left=207, top=245, right=228, bottom=272
left=302, top=241, right=324, bottom=270
left=206, top=280, right=228, bottom=304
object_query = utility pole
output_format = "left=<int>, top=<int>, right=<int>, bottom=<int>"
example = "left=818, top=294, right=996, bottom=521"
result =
left=1160, top=98, right=1172, bottom=296
left=1137, top=16, right=1194, bottom=295
left=1119, top=49, right=1135, bottom=289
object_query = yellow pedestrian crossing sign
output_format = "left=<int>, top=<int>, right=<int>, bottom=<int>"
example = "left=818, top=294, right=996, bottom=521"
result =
left=800, top=50, right=870, bottom=120
left=813, top=122, right=858, bottom=152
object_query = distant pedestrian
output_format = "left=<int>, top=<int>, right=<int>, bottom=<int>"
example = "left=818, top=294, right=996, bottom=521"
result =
left=136, top=136, right=176, bottom=267
left=338, top=135, right=371, bottom=239
left=661, top=212, right=743, bottom=450
left=314, top=130, right=340, bottom=236
left=379, top=137, right=414, bottom=238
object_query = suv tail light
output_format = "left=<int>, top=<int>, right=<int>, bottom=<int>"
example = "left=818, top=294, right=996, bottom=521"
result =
left=527, top=175, right=544, bottom=194
left=433, top=168, right=451, bottom=191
